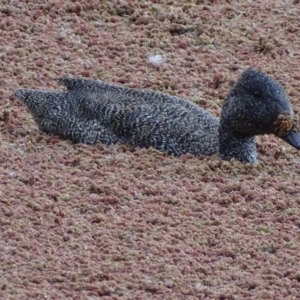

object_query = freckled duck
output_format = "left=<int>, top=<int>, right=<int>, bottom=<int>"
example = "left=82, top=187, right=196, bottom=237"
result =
left=14, top=69, right=300, bottom=163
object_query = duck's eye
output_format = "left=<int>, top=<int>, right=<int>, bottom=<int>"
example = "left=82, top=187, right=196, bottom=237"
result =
left=253, top=91, right=261, bottom=98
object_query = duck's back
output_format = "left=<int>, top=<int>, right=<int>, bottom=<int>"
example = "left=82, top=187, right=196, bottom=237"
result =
left=61, top=78, right=220, bottom=156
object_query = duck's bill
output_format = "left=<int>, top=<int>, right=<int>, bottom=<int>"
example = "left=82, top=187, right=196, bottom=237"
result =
left=281, top=130, right=300, bottom=150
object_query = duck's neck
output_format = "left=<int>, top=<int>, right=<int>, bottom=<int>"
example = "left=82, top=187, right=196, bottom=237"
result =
left=218, top=122, right=258, bottom=163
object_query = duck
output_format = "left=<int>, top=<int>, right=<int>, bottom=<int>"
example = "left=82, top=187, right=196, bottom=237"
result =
left=14, top=69, right=300, bottom=163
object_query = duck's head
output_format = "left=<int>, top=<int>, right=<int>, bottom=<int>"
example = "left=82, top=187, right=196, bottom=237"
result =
left=221, top=69, right=300, bottom=150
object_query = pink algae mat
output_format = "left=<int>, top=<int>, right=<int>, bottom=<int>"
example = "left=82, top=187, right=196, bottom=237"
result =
left=1, top=1, right=300, bottom=299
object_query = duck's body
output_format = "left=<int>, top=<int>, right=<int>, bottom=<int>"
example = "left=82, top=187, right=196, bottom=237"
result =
left=14, top=69, right=300, bottom=163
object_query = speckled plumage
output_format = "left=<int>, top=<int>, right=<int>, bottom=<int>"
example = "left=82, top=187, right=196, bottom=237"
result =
left=14, top=69, right=300, bottom=163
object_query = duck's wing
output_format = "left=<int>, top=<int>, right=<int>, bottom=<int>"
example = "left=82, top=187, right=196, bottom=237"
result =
left=58, top=77, right=90, bottom=91
left=58, top=77, right=200, bottom=110
left=105, top=102, right=219, bottom=156
left=58, top=77, right=115, bottom=93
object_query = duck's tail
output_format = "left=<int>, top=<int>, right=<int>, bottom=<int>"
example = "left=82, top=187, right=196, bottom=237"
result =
left=14, top=88, right=34, bottom=102
left=14, top=89, right=64, bottom=113
left=14, top=89, right=44, bottom=107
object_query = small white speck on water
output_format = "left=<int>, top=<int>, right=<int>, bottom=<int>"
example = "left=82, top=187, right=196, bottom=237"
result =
left=194, top=282, right=205, bottom=292
left=148, top=54, right=165, bottom=66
